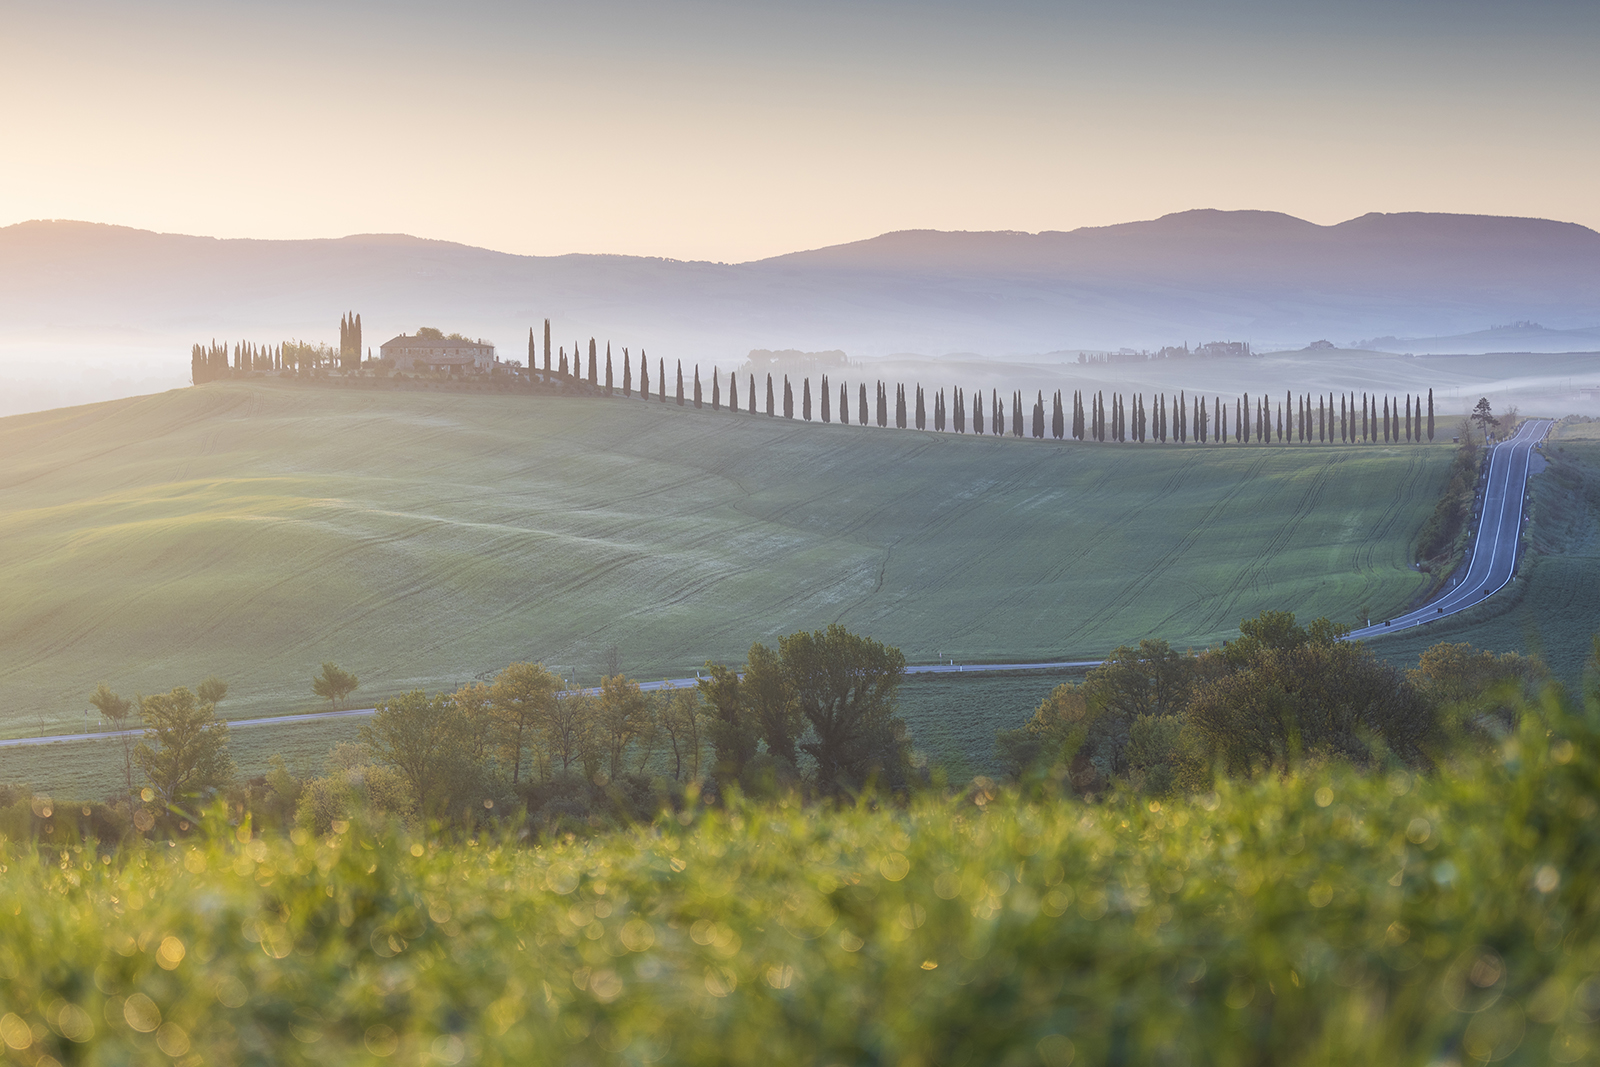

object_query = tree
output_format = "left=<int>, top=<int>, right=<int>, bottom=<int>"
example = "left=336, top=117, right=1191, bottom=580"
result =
left=693, top=364, right=703, bottom=408
left=841, top=381, right=851, bottom=424
left=623, top=348, right=633, bottom=396
left=361, top=690, right=492, bottom=818
left=744, top=641, right=801, bottom=766
left=605, top=343, right=614, bottom=395
left=90, top=684, right=136, bottom=808
left=712, top=366, right=720, bottom=410
left=639, top=354, right=649, bottom=399
left=312, top=663, right=359, bottom=709
left=784, top=376, right=794, bottom=418
left=750, top=373, right=758, bottom=414
left=860, top=383, right=869, bottom=426
left=804, top=377, right=813, bottom=421
left=677, top=361, right=686, bottom=405
left=974, top=388, right=985, bottom=435
left=821, top=374, right=830, bottom=422
left=659, top=357, right=666, bottom=402
left=540, top=688, right=593, bottom=776
left=699, top=663, right=759, bottom=781
left=915, top=385, right=925, bottom=430
left=767, top=373, right=776, bottom=416
left=1012, top=391, right=1023, bottom=437
left=491, top=662, right=560, bottom=784
left=588, top=339, right=598, bottom=387
left=135, top=686, right=235, bottom=809
left=657, top=685, right=704, bottom=781
left=781, top=624, right=908, bottom=796
left=543, top=319, right=552, bottom=374
left=729, top=370, right=738, bottom=410
left=895, top=384, right=907, bottom=429
left=598, top=675, right=654, bottom=780
left=1471, top=397, right=1498, bottom=442
left=1428, top=388, right=1435, bottom=441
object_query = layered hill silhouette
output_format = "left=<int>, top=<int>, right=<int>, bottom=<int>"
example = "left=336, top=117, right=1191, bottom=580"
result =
left=3, top=209, right=1598, bottom=362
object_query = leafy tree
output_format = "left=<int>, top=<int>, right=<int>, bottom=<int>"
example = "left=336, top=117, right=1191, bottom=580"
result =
left=1471, top=397, right=1498, bottom=442
left=539, top=687, right=593, bottom=776
left=311, top=663, right=358, bottom=709
left=491, top=662, right=560, bottom=784
left=656, top=685, right=704, bottom=782
left=699, top=663, right=759, bottom=781
left=197, top=676, right=228, bottom=705
left=90, top=683, right=136, bottom=807
left=781, top=624, right=909, bottom=796
left=135, top=687, right=235, bottom=809
left=361, top=690, right=496, bottom=817
left=744, top=641, right=802, bottom=766
left=1407, top=642, right=1548, bottom=743
left=598, top=675, right=655, bottom=780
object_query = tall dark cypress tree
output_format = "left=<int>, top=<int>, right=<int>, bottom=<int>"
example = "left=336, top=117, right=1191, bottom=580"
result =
left=767, top=374, right=775, bottom=416
left=750, top=374, right=757, bottom=414
left=559, top=346, right=568, bottom=378
left=589, top=339, right=598, bottom=387
left=803, top=377, right=812, bottom=421
left=860, top=383, right=868, bottom=426
left=1032, top=391, right=1044, bottom=439
left=677, top=361, right=686, bottom=406
left=1382, top=395, right=1389, bottom=442
left=605, top=343, right=614, bottom=395
left=783, top=376, right=793, bottom=418
left=712, top=367, right=720, bottom=410
left=915, top=385, right=925, bottom=430
left=821, top=375, right=830, bottom=423
left=659, top=358, right=666, bottom=403
left=639, top=355, right=649, bottom=399
left=693, top=365, right=702, bottom=408
left=973, top=389, right=984, bottom=435
left=527, top=327, right=536, bottom=372
left=879, top=382, right=889, bottom=428
left=840, top=381, right=849, bottom=424
left=1427, top=388, right=1435, bottom=441
left=622, top=349, right=632, bottom=396
left=955, top=388, right=965, bottom=433
left=543, top=319, right=551, bottom=374
left=1051, top=391, right=1063, bottom=439
left=729, top=370, right=738, bottom=411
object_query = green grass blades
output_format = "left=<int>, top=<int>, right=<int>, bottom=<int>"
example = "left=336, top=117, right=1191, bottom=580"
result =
left=0, top=382, right=1450, bottom=735
left=1, top=697, right=1597, bottom=1065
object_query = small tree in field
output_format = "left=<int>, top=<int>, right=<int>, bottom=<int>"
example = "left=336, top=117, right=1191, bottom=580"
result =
left=1471, top=397, right=1499, bottom=443
left=90, top=683, right=136, bottom=808
left=136, top=686, right=235, bottom=808
left=312, top=663, right=359, bottom=709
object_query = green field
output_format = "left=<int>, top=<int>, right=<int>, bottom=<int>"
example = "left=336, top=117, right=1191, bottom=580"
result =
left=1, top=381, right=1451, bottom=744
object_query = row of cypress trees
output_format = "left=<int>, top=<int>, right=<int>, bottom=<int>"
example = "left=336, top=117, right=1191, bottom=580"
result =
left=531, top=324, right=1442, bottom=448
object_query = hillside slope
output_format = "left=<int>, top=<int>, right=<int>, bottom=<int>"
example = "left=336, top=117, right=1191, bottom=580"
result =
left=0, top=382, right=1452, bottom=730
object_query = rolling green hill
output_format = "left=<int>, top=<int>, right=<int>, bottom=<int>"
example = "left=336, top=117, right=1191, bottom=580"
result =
left=0, top=381, right=1452, bottom=738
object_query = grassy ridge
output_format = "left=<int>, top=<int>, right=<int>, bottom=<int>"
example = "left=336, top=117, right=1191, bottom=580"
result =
left=0, top=382, right=1450, bottom=736
left=2, top=706, right=1597, bottom=1065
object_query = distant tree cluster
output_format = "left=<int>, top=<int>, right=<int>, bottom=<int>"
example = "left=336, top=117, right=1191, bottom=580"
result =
left=338, top=311, right=363, bottom=371
left=996, top=612, right=1548, bottom=797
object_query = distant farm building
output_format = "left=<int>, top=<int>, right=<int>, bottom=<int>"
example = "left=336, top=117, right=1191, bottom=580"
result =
left=380, top=333, right=497, bottom=373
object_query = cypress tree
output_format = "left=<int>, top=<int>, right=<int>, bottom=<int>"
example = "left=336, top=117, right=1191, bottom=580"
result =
left=640, top=355, right=649, bottom=399
left=1406, top=394, right=1413, bottom=442
left=677, top=361, right=686, bottom=406
left=559, top=346, right=568, bottom=378
left=589, top=339, right=598, bottom=386
left=803, top=377, right=812, bottom=421
left=693, top=365, right=703, bottom=408
left=783, top=376, right=793, bottom=419
left=915, top=385, right=925, bottom=430
left=1051, top=391, right=1063, bottom=439
left=974, top=389, right=985, bottom=435
left=527, top=327, right=535, bottom=371
left=659, top=358, right=666, bottom=403
left=1362, top=393, right=1369, bottom=442
left=895, top=384, right=906, bottom=429
left=840, top=381, right=849, bottom=424
left=729, top=370, right=738, bottom=411
left=767, top=374, right=775, bottom=416
left=1428, top=388, right=1435, bottom=441
left=878, top=382, right=888, bottom=428
left=1383, top=395, right=1390, bottom=442
left=860, top=383, right=868, bottom=426
left=712, top=367, right=721, bottom=410
left=623, top=349, right=632, bottom=396
left=543, top=319, right=551, bottom=374
left=955, top=388, right=965, bottom=433
left=750, top=374, right=757, bottom=414
left=605, top=343, right=614, bottom=395
left=821, top=375, right=830, bottom=423
left=1032, top=391, right=1044, bottom=439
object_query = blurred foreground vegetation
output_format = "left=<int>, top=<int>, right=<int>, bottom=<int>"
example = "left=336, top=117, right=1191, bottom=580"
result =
left=3, top=678, right=1600, bottom=1064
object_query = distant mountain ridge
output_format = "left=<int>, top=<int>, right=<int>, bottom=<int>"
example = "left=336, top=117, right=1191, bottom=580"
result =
left=2, top=210, right=1598, bottom=363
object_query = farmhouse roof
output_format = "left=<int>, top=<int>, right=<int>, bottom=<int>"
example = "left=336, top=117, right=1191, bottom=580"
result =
left=380, top=334, right=492, bottom=349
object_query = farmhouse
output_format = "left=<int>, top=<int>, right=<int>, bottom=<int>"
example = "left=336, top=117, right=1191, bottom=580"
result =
left=379, top=333, right=497, bottom=373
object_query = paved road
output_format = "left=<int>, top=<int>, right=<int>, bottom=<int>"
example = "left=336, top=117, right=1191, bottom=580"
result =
left=1346, top=418, right=1551, bottom=641
left=2, top=424, right=1549, bottom=751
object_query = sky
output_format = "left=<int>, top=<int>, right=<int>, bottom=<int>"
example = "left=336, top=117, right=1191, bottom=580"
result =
left=1, top=0, right=1597, bottom=262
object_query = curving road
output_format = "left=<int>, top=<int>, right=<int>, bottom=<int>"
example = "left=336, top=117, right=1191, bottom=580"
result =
left=0, top=423, right=1550, bottom=751
left=1346, top=418, right=1550, bottom=640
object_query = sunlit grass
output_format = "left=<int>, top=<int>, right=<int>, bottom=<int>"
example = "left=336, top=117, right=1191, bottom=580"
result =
left=2, top=694, right=1596, bottom=1064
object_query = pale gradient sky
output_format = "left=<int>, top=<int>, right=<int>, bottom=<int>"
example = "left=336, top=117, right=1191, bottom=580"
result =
left=2, top=0, right=1596, bottom=262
